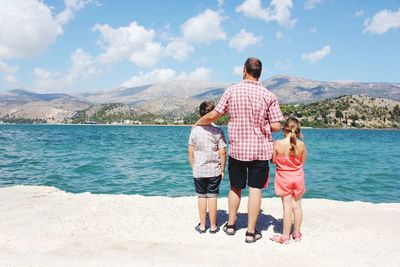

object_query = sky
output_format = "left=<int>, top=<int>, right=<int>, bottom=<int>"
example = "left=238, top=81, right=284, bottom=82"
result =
left=0, top=0, right=399, bottom=93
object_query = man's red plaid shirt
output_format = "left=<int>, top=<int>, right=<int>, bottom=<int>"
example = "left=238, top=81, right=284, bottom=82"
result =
left=214, top=80, right=284, bottom=161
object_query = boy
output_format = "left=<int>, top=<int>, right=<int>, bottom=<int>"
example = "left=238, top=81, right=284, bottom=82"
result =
left=188, top=101, right=227, bottom=234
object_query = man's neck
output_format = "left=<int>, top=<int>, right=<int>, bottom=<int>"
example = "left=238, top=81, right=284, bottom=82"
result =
left=244, top=75, right=258, bottom=82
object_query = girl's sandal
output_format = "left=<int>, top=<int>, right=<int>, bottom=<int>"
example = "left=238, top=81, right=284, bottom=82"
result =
left=270, top=234, right=290, bottom=244
left=292, top=232, right=302, bottom=242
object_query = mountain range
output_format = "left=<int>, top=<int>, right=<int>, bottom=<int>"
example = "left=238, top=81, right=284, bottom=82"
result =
left=0, top=75, right=399, bottom=124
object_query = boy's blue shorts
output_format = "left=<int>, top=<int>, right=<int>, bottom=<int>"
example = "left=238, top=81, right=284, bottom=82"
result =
left=193, top=175, right=222, bottom=198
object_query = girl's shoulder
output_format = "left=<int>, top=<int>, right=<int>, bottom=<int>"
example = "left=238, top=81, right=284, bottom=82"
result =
left=297, top=140, right=306, bottom=148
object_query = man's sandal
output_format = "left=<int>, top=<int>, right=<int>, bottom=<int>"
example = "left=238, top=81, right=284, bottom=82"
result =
left=245, top=231, right=262, bottom=243
left=223, top=223, right=236, bottom=235
left=270, top=234, right=290, bottom=244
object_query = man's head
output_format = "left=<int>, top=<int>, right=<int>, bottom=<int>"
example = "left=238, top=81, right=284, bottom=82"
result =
left=199, top=101, right=216, bottom=117
left=243, top=57, right=262, bottom=80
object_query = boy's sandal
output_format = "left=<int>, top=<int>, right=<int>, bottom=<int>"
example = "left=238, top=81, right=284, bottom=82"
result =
left=195, top=223, right=206, bottom=234
left=223, top=223, right=236, bottom=235
left=292, top=232, right=302, bottom=241
left=209, top=225, right=220, bottom=234
left=270, top=234, right=290, bottom=244
left=245, top=231, right=262, bottom=243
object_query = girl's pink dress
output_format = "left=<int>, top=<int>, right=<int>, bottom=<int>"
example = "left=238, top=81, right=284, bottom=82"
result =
left=274, top=154, right=305, bottom=198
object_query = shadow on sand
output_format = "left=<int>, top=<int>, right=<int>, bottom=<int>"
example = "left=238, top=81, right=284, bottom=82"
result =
left=211, top=209, right=283, bottom=233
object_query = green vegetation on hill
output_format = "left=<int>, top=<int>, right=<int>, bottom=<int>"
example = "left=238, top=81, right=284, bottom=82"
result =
left=2, top=95, right=398, bottom=129
left=183, top=95, right=400, bottom=128
left=280, top=95, right=399, bottom=128
left=70, top=103, right=163, bottom=124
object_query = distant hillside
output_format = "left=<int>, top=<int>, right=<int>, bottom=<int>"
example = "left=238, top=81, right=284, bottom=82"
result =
left=0, top=89, right=91, bottom=124
left=1, top=75, right=400, bottom=126
left=281, top=95, right=400, bottom=128
left=263, top=75, right=400, bottom=103
left=82, top=80, right=228, bottom=104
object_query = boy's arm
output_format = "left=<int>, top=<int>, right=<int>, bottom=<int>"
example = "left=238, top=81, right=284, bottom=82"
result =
left=219, top=147, right=227, bottom=179
left=188, top=145, right=195, bottom=169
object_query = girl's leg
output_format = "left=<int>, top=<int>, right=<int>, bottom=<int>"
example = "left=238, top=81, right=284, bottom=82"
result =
left=207, top=197, right=218, bottom=230
left=282, top=195, right=293, bottom=239
left=198, top=197, right=207, bottom=230
left=292, top=196, right=303, bottom=234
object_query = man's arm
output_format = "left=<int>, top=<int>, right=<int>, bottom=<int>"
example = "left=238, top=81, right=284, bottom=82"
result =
left=194, top=110, right=222, bottom=126
left=270, top=122, right=281, bottom=132
left=219, top=147, right=227, bottom=179
left=188, top=145, right=195, bottom=168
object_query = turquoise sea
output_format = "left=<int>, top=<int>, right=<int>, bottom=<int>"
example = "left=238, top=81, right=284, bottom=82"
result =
left=0, top=124, right=399, bottom=203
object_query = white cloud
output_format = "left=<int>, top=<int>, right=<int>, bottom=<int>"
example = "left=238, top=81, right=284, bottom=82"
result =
left=33, top=67, right=65, bottom=92
left=178, top=67, right=212, bottom=81
left=56, top=0, right=97, bottom=25
left=0, top=59, right=18, bottom=74
left=93, top=22, right=163, bottom=68
left=0, top=0, right=62, bottom=60
left=355, top=10, right=364, bottom=17
left=181, top=9, right=226, bottom=44
left=275, top=31, right=284, bottom=40
left=33, top=49, right=100, bottom=92
left=129, top=42, right=163, bottom=68
left=235, top=0, right=296, bottom=28
left=4, top=74, right=19, bottom=85
left=122, top=67, right=212, bottom=87
left=309, top=27, right=317, bottom=34
left=68, top=49, right=101, bottom=80
left=165, top=40, right=194, bottom=61
left=229, top=29, right=262, bottom=51
left=274, top=59, right=292, bottom=71
left=233, top=65, right=244, bottom=76
left=304, top=0, right=323, bottom=10
left=363, top=9, right=400, bottom=34
left=217, top=0, right=224, bottom=8
left=301, top=45, right=331, bottom=63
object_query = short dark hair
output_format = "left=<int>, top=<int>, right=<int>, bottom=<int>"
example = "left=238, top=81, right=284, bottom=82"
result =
left=244, top=57, right=262, bottom=79
left=199, top=101, right=215, bottom=117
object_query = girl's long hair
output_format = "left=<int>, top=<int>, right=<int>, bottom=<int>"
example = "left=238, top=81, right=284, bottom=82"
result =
left=283, top=117, right=301, bottom=155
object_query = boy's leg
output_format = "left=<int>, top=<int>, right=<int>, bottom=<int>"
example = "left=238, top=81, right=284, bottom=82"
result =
left=207, top=197, right=218, bottom=230
left=198, top=197, right=207, bottom=230
left=194, top=178, right=208, bottom=230
left=292, top=196, right=303, bottom=234
left=282, top=195, right=293, bottom=239
left=206, top=175, right=222, bottom=231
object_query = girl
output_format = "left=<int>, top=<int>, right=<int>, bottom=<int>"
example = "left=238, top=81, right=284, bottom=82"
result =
left=271, top=117, right=306, bottom=244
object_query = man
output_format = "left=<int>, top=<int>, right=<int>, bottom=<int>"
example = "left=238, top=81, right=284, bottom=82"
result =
left=194, top=57, right=284, bottom=243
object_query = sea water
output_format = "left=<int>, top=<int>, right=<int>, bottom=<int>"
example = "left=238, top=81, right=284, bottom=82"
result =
left=0, top=124, right=399, bottom=203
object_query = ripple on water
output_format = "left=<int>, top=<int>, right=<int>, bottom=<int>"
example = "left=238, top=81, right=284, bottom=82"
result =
left=0, top=125, right=399, bottom=203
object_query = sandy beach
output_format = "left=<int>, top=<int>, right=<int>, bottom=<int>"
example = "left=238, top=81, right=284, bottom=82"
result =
left=0, top=185, right=399, bottom=266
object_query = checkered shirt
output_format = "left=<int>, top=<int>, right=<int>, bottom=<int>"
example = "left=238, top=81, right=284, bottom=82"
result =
left=188, top=124, right=227, bottom=178
left=214, top=80, right=284, bottom=161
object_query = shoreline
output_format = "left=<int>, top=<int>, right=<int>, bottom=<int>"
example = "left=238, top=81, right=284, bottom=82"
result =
left=0, top=122, right=399, bottom=131
left=1, top=185, right=399, bottom=266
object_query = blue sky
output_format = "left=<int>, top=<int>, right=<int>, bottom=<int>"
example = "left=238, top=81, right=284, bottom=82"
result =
left=0, top=0, right=399, bottom=93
